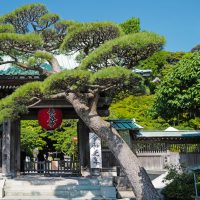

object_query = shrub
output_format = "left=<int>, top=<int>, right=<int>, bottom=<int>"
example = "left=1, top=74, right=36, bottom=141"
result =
left=162, top=165, right=195, bottom=200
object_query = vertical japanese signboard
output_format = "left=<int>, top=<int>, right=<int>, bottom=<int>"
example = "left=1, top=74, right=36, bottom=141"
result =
left=89, top=132, right=102, bottom=169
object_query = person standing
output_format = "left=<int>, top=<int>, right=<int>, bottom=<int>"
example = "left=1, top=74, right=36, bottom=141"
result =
left=37, top=150, right=45, bottom=173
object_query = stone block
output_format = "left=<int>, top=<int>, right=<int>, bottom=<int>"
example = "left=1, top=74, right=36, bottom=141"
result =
left=101, top=186, right=116, bottom=199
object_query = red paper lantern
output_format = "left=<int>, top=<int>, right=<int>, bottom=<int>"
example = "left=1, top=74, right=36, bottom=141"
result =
left=38, top=108, right=62, bottom=130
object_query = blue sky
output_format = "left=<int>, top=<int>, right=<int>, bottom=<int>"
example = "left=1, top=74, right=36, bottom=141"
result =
left=0, top=0, right=199, bottom=52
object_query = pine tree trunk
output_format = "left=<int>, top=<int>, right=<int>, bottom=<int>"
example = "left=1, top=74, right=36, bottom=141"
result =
left=87, top=116, right=160, bottom=200
left=65, top=93, right=160, bottom=200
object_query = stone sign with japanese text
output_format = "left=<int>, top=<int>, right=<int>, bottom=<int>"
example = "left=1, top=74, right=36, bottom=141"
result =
left=89, top=132, right=102, bottom=168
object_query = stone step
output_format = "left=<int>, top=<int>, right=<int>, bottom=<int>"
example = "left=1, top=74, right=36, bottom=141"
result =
left=4, top=189, right=102, bottom=198
left=5, top=177, right=113, bottom=187
left=3, top=177, right=116, bottom=199
left=4, top=186, right=116, bottom=198
left=2, top=196, right=115, bottom=200
left=5, top=180, right=95, bottom=186
left=5, top=184, right=101, bottom=190
left=117, top=190, right=135, bottom=199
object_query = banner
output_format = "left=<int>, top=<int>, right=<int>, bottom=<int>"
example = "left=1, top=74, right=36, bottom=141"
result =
left=89, top=132, right=102, bottom=168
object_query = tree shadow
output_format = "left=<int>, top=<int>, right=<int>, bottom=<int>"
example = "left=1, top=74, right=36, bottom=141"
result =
left=54, top=177, right=101, bottom=199
left=4, top=176, right=112, bottom=199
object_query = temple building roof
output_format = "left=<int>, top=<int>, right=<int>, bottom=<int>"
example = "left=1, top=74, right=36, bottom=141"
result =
left=108, top=119, right=200, bottom=143
left=138, top=131, right=200, bottom=138
left=0, top=75, right=45, bottom=90
left=108, top=119, right=143, bottom=130
left=0, top=64, right=53, bottom=75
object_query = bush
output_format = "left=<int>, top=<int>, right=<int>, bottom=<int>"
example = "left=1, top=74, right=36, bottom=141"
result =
left=162, top=165, right=195, bottom=200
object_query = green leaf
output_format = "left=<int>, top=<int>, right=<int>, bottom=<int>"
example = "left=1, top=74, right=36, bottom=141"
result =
left=80, top=32, right=165, bottom=71
left=120, top=17, right=140, bottom=34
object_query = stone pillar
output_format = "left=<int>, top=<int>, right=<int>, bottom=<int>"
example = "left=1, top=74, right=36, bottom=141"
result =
left=77, top=119, right=90, bottom=176
left=2, top=120, right=20, bottom=178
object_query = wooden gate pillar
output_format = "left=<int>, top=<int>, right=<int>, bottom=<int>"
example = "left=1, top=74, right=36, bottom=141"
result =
left=0, top=128, right=2, bottom=173
left=2, top=120, right=20, bottom=178
left=77, top=119, right=90, bottom=176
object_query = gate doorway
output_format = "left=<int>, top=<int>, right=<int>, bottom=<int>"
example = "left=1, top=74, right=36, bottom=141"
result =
left=1, top=98, right=108, bottom=178
left=21, top=119, right=80, bottom=176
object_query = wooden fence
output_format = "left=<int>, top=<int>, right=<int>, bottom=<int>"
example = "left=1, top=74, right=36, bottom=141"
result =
left=23, top=160, right=80, bottom=176
left=136, top=143, right=200, bottom=171
left=102, top=143, right=200, bottom=172
left=137, top=152, right=200, bottom=171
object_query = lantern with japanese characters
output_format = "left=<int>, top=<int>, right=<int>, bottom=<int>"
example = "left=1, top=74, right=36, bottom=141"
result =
left=38, top=108, right=62, bottom=130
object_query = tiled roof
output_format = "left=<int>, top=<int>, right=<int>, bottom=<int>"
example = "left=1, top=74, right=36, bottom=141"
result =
left=108, top=119, right=143, bottom=130
left=138, top=131, right=200, bottom=137
left=0, top=64, right=52, bottom=75
left=0, top=75, right=45, bottom=89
